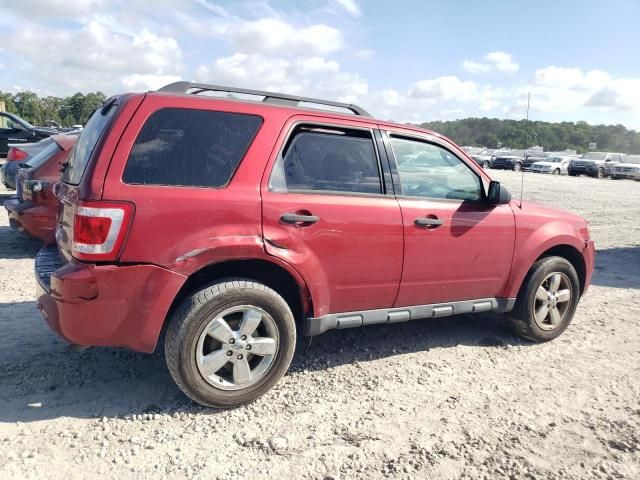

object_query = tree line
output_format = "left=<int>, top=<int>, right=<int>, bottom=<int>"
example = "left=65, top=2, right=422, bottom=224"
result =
left=0, top=90, right=106, bottom=127
left=419, top=118, right=640, bottom=154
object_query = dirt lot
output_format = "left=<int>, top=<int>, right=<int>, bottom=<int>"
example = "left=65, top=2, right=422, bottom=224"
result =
left=0, top=170, right=639, bottom=480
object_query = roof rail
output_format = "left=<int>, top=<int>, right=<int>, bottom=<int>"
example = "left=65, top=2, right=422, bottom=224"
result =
left=157, top=81, right=371, bottom=117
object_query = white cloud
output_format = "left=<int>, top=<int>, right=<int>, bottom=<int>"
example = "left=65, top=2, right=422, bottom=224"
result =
left=485, top=51, right=519, bottom=73
left=587, top=79, right=640, bottom=111
left=462, top=51, right=519, bottom=74
left=196, top=53, right=367, bottom=103
left=121, top=74, right=182, bottom=91
left=410, top=76, right=480, bottom=102
left=0, top=0, right=102, bottom=19
left=5, top=19, right=182, bottom=93
left=462, top=60, right=491, bottom=74
left=333, top=0, right=361, bottom=17
left=226, top=18, right=343, bottom=57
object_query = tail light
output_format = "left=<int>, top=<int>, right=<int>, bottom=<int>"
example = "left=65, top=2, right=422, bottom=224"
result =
left=71, top=201, right=134, bottom=261
left=7, top=148, right=27, bottom=162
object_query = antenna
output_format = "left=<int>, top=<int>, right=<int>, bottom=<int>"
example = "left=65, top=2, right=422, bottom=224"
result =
left=519, top=92, right=531, bottom=209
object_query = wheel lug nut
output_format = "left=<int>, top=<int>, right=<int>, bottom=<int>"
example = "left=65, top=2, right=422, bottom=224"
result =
left=237, top=354, right=243, bottom=360
left=246, top=345, right=251, bottom=350
left=240, top=335, right=247, bottom=340
left=229, top=338, right=235, bottom=344
left=226, top=350, right=233, bottom=356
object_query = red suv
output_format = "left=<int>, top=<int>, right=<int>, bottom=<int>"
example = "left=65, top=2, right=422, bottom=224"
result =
left=35, top=82, right=595, bottom=408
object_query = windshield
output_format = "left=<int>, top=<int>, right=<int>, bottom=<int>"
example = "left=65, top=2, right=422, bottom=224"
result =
left=581, top=152, right=607, bottom=160
left=546, top=157, right=562, bottom=163
left=62, top=99, right=118, bottom=185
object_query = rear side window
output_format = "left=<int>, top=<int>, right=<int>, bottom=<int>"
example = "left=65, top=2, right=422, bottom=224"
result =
left=269, top=126, right=382, bottom=195
left=123, top=108, right=262, bottom=188
left=63, top=99, right=118, bottom=185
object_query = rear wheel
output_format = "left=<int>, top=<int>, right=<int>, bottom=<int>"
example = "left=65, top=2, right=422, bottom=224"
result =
left=482, top=160, right=490, bottom=169
left=552, top=168, right=560, bottom=175
left=513, top=162, right=522, bottom=172
left=507, top=256, right=580, bottom=342
left=165, top=280, right=296, bottom=407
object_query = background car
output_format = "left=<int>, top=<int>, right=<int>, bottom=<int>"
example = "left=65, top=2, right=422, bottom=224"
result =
left=1, top=137, right=58, bottom=189
left=530, top=155, right=579, bottom=175
left=470, top=148, right=498, bottom=168
left=610, top=155, right=640, bottom=181
left=568, top=152, right=625, bottom=178
left=0, top=111, right=58, bottom=157
left=491, top=149, right=526, bottom=171
left=4, top=134, right=78, bottom=243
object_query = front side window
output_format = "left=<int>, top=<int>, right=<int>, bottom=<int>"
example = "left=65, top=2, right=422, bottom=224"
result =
left=269, top=125, right=382, bottom=195
left=123, top=108, right=262, bottom=188
left=390, top=136, right=482, bottom=201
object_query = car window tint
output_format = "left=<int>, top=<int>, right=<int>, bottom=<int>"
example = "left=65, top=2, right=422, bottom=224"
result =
left=123, top=108, right=262, bottom=188
left=390, top=136, right=482, bottom=201
left=269, top=127, right=382, bottom=195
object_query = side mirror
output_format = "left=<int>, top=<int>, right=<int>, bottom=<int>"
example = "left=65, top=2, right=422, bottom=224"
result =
left=486, top=180, right=511, bottom=205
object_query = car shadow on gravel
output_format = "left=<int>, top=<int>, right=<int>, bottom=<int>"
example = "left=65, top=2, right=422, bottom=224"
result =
left=0, top=226, right=42, bottom=259
left=591, top=245, right=640, bottom=289
left=0, top=300, right=526, bottom=423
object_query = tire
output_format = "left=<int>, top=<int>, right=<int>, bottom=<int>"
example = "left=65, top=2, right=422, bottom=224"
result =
left=552, top=169, right=560, bottom=175
left=596, top=167, right=605, bottom=179
left=482, top=160, right=490, bottom=169
left=568, top=171, right=578, bottom=177
left=506, top=256, right=580, bottom=343
left=513, top=162, right=522, bottom=172
left=165, top=280, right=296, bottom=408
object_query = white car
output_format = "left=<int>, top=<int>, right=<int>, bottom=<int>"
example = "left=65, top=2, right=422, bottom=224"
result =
left=610, top=156, right=640, bottom=181
left=530, top=156, right=577, bottom=175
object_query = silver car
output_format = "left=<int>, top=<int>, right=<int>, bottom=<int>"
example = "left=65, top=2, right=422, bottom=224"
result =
left=530, top=155, right=577, bottom=175
left=610, top=155, right=640, bottom=181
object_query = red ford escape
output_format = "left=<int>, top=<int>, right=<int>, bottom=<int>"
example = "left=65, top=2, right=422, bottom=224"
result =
left=35, top=82, right=595, bottom=408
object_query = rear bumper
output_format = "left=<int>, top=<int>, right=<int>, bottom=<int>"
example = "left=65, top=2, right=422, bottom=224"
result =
left=35, top=245, right=187, bottom=353
left=5, top=197, right=56, bottom=243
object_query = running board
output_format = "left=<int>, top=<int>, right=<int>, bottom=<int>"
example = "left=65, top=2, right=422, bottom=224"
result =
left=303, top=298, right=516, bottom=336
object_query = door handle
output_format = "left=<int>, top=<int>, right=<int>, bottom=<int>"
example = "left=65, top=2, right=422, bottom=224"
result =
left=280, top=213, right=320, bottom=225
left=414, top=217, right=443, bottom=228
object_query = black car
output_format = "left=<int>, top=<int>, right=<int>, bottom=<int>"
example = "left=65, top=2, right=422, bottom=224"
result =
left=491, top=149, right=527, bottom=171
left=568, top=152, right=626, bottom=178
left=0, top=112, right=58, bottom=157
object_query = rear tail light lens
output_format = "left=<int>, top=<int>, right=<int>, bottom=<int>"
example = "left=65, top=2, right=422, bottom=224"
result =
left=72, top=201, right=134, bottom=261
left=7, top=148, right=27, bottom=161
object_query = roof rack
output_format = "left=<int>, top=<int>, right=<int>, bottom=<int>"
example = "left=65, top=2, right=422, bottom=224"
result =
left=157, top=81, right=371, bottom=117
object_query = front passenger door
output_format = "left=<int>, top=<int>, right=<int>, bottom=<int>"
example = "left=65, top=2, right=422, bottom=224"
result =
left=383, top=132, right=516, bottom=307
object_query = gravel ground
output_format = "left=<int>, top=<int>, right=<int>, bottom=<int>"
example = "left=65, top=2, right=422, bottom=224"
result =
left=0, top=171, right=639, bottom=480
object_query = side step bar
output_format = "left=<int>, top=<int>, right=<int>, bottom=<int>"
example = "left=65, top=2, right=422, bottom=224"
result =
left=303, top=297, right=516, bottom=336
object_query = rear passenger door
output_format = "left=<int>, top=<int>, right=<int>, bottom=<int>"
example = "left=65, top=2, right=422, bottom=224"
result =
left=261, top=119, right=403, bottom=318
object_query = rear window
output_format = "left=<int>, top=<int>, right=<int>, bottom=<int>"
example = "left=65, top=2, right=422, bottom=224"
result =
left=62, top=99, right=118, bottom=185
left=26, top=140, right=61, bottom=170
left=123, top=108, right=262, bottom=188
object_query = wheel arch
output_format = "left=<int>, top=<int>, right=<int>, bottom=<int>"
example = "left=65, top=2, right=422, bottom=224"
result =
left=158, top=258, right=314, bottom=348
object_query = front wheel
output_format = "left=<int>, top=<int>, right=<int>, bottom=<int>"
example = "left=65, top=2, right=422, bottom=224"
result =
left=552, top=169, right=560, bottom=175
left=596, top=167, right=605, bottom=179
left=513, top=162, right=522, bottom=172
left=482, top=160, right=490, bottom=169
left=507, top=256, right=580, bottom=342
left=165, top=280, right=296, bottom=408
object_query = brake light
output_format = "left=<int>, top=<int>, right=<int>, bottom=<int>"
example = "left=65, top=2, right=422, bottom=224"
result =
left=7, top=148, right=27, bottom=161
left=71, top=201, right=134, bottom=261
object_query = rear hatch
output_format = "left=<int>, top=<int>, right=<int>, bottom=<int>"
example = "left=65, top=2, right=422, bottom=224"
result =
left=56, top=98, right=121, bottom=262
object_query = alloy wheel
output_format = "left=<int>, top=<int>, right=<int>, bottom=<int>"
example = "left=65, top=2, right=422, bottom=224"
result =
left=196, top=306, right=279, bottom=391
left=532, top=272, right=572, bottom=331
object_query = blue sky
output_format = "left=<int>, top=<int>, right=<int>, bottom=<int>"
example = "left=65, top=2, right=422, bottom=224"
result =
left=0, top=0, right=639, bottom=128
